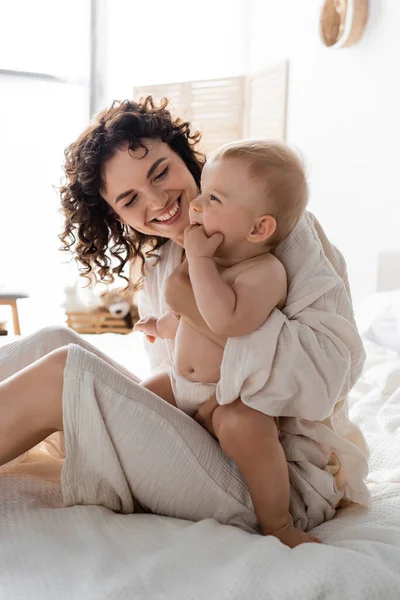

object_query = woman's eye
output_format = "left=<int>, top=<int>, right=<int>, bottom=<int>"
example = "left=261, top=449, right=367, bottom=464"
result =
left=155, top=166, right=170, bottom=181
left=124, top=194, right=138, bottom=208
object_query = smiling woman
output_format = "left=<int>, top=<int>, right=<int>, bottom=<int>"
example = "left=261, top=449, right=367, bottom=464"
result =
left=60, top=98, right=204, bottom=286
left=0, top=94, right=370, bottom=548
left=101, top=140, right=198, bottom=243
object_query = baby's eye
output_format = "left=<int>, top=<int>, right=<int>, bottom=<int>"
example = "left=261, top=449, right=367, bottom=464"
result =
left=210, top=194, right=220, bottom=203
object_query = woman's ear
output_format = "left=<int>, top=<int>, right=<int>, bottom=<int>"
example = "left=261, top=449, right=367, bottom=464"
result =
left=247, top=215, right=276, bottom=243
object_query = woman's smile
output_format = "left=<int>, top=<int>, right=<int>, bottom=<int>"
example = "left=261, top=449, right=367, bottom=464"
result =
left=151, top=195, right=183, bottom=225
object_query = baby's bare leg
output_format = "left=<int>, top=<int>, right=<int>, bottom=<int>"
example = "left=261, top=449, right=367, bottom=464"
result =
left=212, top=400, right=320, bottom=548
left=140, top=372, right=177, bottom=407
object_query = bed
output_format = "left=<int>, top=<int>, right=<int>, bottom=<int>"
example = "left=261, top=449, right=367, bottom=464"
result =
left=1, top=290, right=400, bottom=598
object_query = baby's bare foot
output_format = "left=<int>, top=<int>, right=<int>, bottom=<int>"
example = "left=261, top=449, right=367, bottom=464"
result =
left=275, top=527, right=321, bottom=548
left=265, top=522, right=321, bottom=548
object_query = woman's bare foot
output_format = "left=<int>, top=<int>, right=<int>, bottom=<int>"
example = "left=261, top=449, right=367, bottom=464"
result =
left=266, top=521, right=321, bottom=548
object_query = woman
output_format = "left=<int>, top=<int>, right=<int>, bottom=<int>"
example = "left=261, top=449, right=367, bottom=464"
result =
left=0, top=98, right=369, bottom=534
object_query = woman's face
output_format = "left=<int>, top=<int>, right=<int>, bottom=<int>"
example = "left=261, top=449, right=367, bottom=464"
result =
left=102, top=139, right=199, bottom=246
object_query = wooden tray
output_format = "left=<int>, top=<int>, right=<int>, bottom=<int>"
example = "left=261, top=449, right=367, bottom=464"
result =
left=66, top=311, right=133, bottom=335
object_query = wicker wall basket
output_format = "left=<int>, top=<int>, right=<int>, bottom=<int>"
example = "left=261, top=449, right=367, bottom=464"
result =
left=320, top=0, right=369, bottom=49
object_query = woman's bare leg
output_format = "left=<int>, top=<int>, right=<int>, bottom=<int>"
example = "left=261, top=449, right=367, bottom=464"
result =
left=0, top=326, right=141, bottom=462
left=0, top=326, right=140, bottom=384
left=0, top=347, right=66, bottom=466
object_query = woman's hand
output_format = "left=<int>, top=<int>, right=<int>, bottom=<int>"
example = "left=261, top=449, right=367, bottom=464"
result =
left=164, top=260, right=192, bottom=316
left=184, top=224, right=224, bottom=262
left=193, top=394, right=219, bottom=438
left=164, top=259, right=225, bottom=346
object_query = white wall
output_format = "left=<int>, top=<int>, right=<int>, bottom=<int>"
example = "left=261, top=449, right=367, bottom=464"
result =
left=247, top=0, right=400, bottom=301
left=105, top=0, right=247, bottom=101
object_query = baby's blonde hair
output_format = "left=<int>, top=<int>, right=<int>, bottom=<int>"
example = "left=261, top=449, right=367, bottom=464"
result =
left=210, top=139, right=308, bottom=248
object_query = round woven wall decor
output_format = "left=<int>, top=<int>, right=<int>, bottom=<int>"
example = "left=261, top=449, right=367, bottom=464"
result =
left=320, top=0, right=369, bottom=48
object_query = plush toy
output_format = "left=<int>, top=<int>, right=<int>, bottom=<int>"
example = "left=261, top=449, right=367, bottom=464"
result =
left=99, top=288, right=139, bottom=329
left=63, top=281, right=99, bottom=313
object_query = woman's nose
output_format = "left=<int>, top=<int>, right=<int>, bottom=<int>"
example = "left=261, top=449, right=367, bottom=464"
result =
left=147, top=188, right=168, bottom=209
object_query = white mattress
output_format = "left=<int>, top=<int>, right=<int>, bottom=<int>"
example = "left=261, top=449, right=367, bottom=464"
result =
left=1, top=332, right=400, bottom=598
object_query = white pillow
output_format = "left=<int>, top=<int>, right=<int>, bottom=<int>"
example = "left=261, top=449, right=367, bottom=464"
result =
left=356, top=290, right=400, bottom=353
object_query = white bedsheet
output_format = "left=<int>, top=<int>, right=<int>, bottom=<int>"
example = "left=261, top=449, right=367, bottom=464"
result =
left=1, top=334, right=400, bottom=599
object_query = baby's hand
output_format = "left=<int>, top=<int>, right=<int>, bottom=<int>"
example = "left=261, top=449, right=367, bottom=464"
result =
left=184, top=224, right=224, bottom=261
left=134, top=316, right=158, bottom=343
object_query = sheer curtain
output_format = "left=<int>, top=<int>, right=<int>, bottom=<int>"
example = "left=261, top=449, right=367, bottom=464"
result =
left=0, top=0, right=91, bottom=331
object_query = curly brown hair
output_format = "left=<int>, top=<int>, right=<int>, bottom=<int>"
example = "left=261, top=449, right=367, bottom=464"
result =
left=59, top=97, right=205, bottom=288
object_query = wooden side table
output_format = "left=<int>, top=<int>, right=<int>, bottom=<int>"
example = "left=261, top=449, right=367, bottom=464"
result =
left=0, top=292, right=29, bottom=335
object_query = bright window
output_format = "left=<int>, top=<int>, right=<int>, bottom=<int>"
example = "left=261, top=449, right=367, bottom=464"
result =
left=0, top=1, right=91, bottom=332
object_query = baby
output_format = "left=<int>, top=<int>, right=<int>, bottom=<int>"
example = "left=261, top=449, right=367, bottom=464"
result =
left=135, top=140, right=318, bottom=547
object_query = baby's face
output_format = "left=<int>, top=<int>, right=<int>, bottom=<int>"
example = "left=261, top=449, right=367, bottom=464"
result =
left=189, top=157, right=265, bottom=249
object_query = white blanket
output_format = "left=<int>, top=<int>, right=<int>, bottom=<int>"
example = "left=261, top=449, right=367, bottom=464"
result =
left=1, top=338, right=400, bottom=599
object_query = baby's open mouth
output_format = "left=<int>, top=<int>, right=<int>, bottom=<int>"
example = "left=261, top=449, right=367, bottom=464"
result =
left=152, top=196, right=182, bottom=224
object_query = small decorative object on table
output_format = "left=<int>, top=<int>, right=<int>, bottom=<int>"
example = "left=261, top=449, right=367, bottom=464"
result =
left=64, top=283, right=139, bottom=335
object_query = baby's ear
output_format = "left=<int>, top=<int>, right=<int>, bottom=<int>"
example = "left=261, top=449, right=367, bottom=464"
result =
left=247, top=215, right=276, bottom=243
